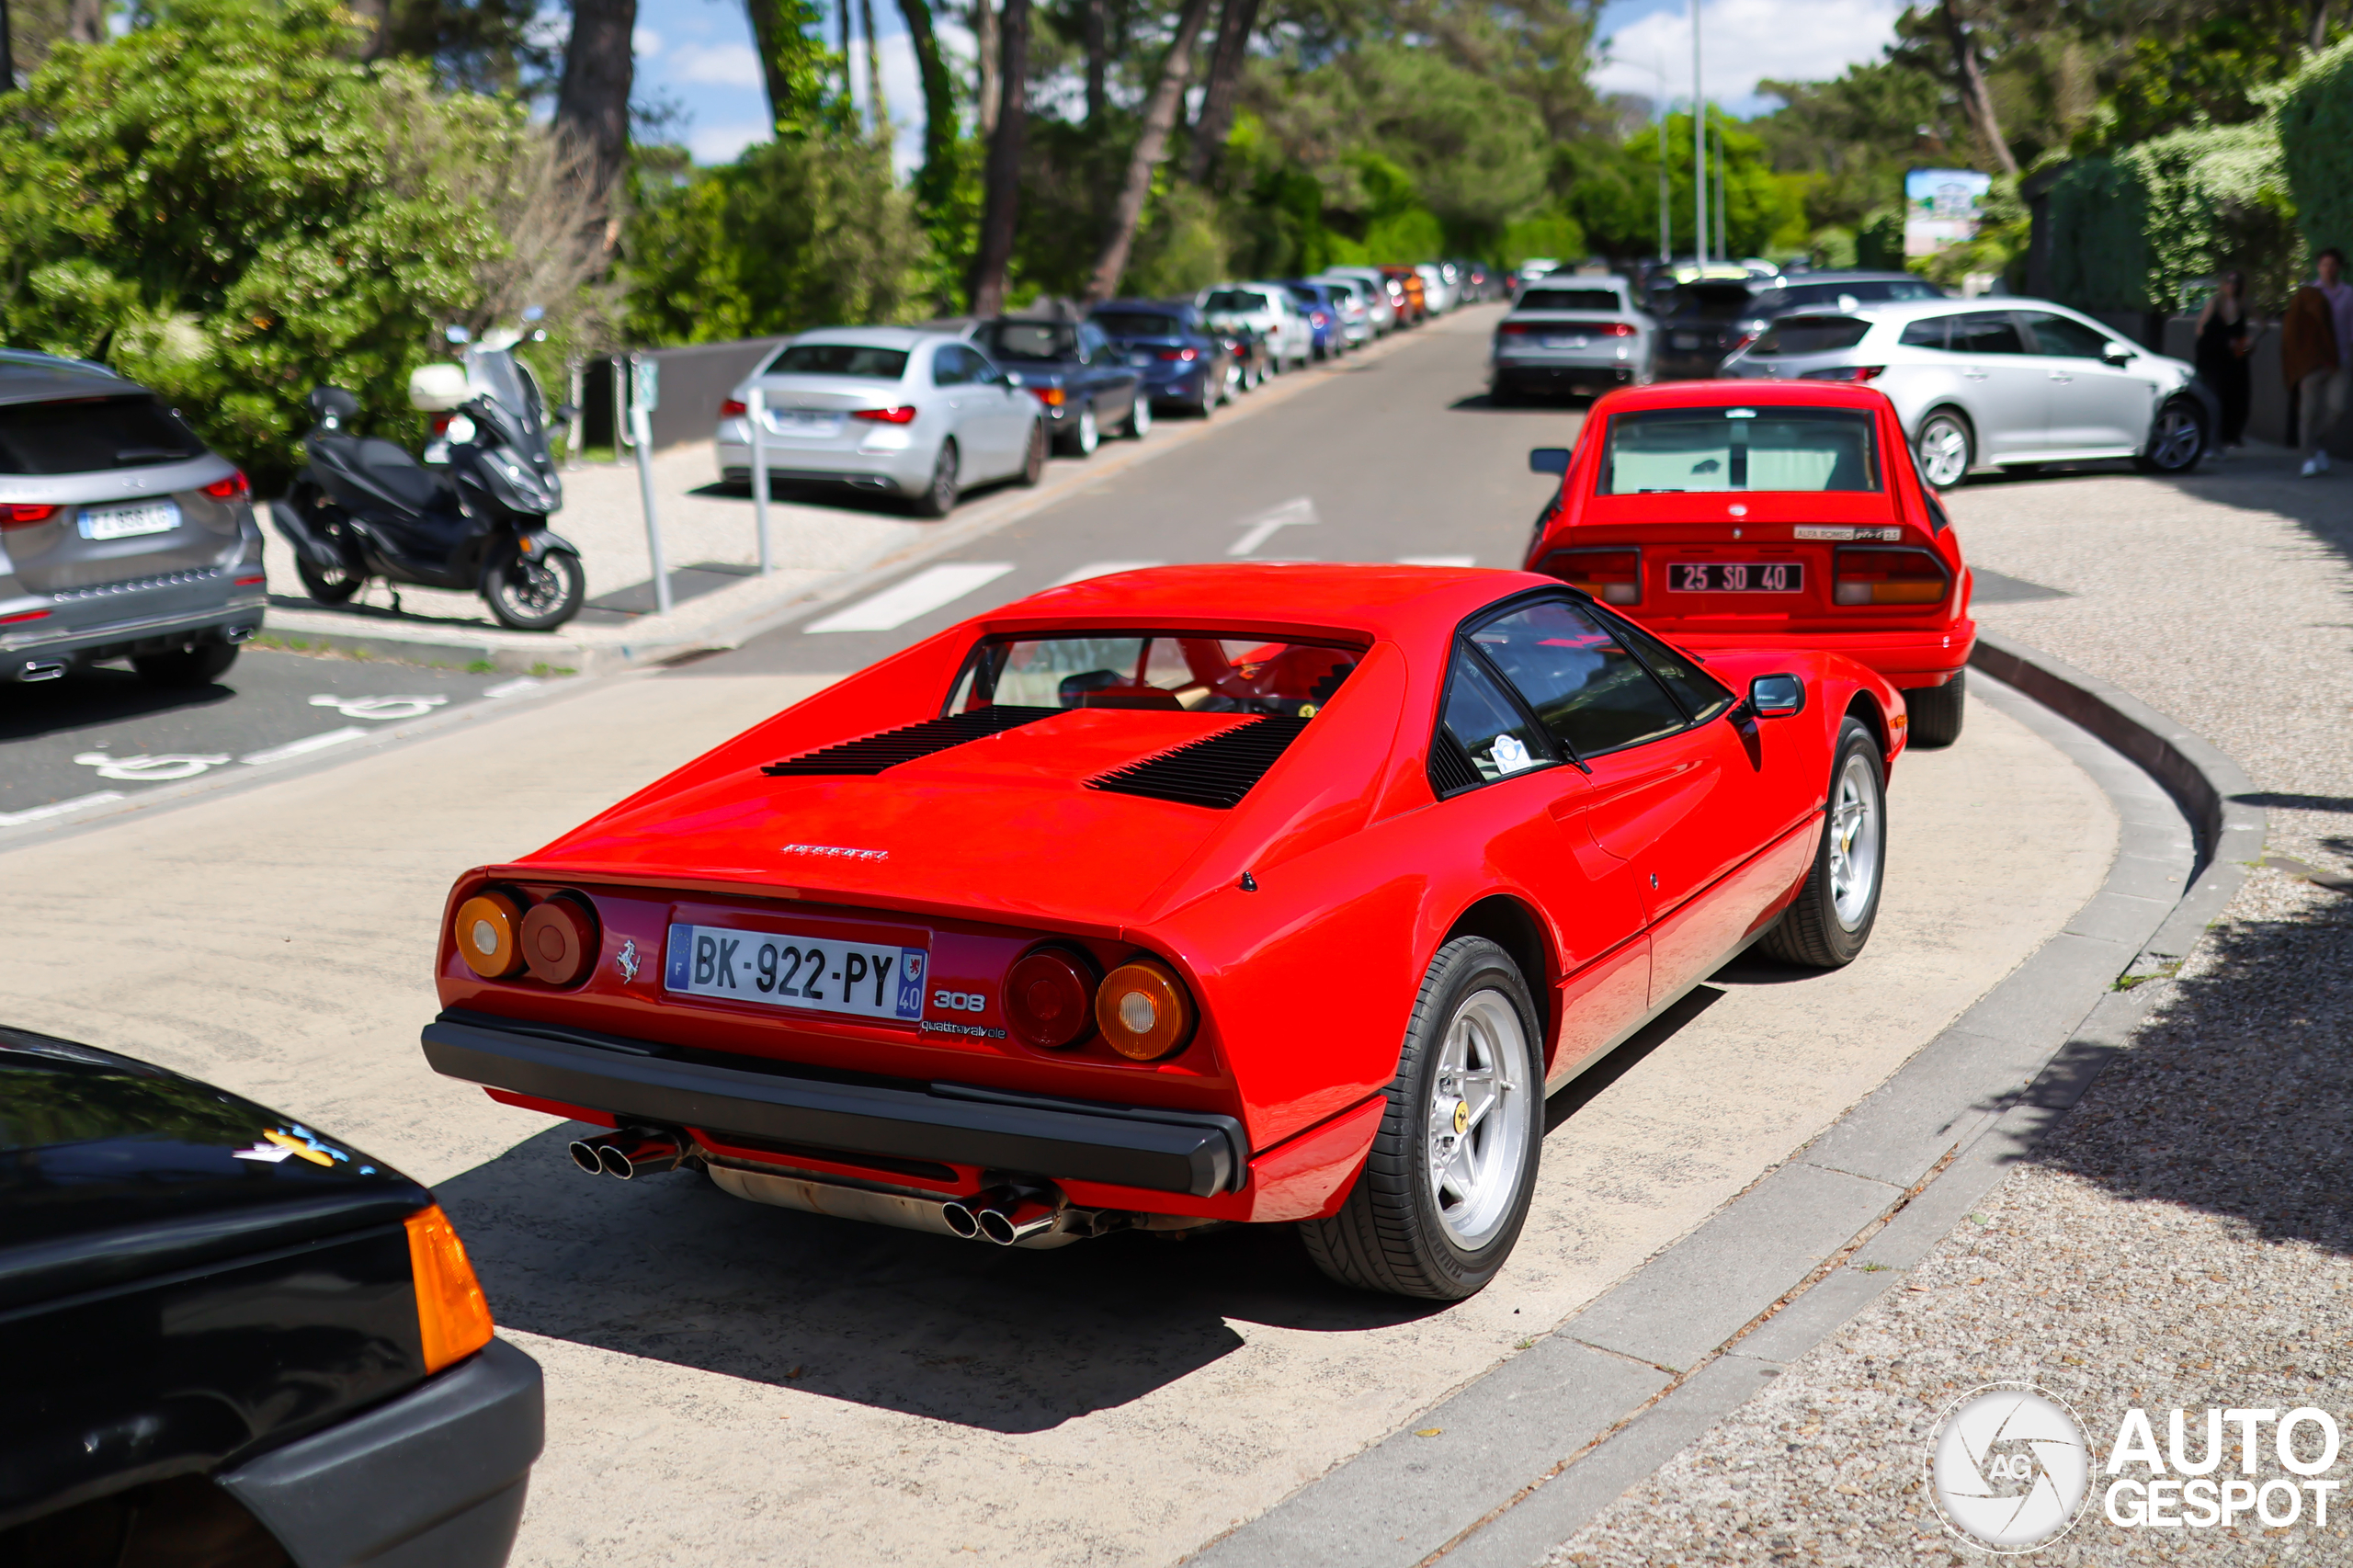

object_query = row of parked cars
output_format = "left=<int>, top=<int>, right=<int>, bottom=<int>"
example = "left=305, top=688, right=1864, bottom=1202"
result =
left=711, top=261, right=1505, bottom=517
left=1492, top=266, right=2221, bottom=485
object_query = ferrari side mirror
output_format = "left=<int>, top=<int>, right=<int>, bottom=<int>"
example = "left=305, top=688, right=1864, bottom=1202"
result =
left=1529, top=448, right=1570, bottom=476
left=1747, top=673, right=1805, bottom=718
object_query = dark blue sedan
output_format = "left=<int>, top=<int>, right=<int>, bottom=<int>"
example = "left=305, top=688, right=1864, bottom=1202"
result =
left=1087, top=301, right=1233, bottom=419
left=972, top=318, right=1148, bottom=456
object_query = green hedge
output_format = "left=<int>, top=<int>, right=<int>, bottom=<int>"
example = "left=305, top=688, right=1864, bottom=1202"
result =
left=2280, top=37, right=2353, bottom=258
left=2044, top=123, right=2292, bottom=312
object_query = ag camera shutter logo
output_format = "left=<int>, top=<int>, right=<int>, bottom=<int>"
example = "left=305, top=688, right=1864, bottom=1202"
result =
left=1926, top=1383, right=2092, bottom=1552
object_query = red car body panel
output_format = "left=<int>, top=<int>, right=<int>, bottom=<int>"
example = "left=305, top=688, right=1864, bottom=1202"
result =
left=425, top=565, right=1904, bottom=1229
left=1521, top=381, right=1977, bottom=693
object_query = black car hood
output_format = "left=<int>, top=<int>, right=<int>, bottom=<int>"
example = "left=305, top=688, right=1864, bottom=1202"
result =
left=0, top=1027, right=428, bottom=1310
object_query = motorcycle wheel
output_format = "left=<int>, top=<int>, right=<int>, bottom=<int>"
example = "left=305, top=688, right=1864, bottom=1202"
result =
left=483, top=542, right=585, bottom=631
left=295, top=551, right=363, bottom=605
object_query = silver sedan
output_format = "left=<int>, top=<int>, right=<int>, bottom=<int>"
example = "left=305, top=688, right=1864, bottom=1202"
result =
left=716, top=329, right=1045, bottom=517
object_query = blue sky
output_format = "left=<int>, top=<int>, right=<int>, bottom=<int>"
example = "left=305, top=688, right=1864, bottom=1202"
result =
left=627, top=0, right=1904, bottom=167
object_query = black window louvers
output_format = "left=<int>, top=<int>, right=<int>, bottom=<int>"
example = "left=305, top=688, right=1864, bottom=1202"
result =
left=1427, top=733, right=1482, bottom=797
left=761, top=705, right=1063, bottom=776
left=1086, top=716, right=1310, bottom=810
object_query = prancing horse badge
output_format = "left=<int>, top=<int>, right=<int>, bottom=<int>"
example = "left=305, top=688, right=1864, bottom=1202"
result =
left=615, top=937, right=641, bottom=984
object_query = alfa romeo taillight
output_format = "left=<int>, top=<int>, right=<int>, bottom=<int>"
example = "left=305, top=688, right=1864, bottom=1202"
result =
left=1549, top=546, right=1642, bottom=605
left=1834, top=547, right=1947, bottom=605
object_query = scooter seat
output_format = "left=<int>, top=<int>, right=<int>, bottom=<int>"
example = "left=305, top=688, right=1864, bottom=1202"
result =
left=314, top=433, right=452, bottom=511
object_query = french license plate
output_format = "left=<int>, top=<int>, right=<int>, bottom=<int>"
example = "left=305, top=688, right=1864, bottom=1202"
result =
left=78, top=501, right=180, bottom=540
left=1669, top=561, right=1805, bottom=593
left=665, top=923, right=926, bottom=1021
left=1672, top=332, right=1700, bottom=350
left=775, top=410, right=840, bottom=434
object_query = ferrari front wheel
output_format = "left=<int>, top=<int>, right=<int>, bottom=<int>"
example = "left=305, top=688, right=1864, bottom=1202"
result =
left=1301, top=936, right=1542, bottom=1301
left=1759, top=717, right=1886, bottom=969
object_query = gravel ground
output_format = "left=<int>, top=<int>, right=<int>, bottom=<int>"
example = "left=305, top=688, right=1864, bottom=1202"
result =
left=1541, top=443, right=2353, bottom=1565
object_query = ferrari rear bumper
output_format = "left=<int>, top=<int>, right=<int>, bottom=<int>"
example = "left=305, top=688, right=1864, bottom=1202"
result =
left=420, top=1009, right=1248, bottom=1198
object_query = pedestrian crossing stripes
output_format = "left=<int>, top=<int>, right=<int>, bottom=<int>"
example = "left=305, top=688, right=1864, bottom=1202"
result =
left=803, top=563, right=1015, bottom=633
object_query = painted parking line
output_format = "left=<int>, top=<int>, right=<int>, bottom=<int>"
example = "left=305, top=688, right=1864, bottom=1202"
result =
left=803, top=563, right=1016, bottom=633
left=241, top=726, right=369, bottom=767
left=1395, top=554, right=1477, bottom=567
left=1051, top=560, right=1164, bottom=586
left=1228, top=498, right=1318, bottom=556
left=0, top=790, right=125, bottom=828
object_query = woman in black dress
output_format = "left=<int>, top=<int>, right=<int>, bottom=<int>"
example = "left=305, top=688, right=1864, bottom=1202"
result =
left=2194, top=270, right=2254, bottom=449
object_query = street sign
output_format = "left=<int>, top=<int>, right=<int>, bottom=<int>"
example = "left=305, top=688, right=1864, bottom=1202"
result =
left=631, top=356, right=660, bottom=413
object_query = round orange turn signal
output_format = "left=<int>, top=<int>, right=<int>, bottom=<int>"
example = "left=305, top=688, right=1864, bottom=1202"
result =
left=1096, top=958, right=1196, bottom=1062
left=454, top=892, right=523, bottom=978
left=520, top=894, right=599, bottom=986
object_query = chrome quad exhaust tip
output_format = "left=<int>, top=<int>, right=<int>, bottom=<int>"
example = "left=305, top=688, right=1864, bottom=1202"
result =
left=567, top=1127, right=684, bottom=1179
left=943, top=1185, right=1065, bottom=1246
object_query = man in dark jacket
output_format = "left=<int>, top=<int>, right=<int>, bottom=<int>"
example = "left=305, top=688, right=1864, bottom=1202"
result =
left=2283, top=247, right=2348, bottom=476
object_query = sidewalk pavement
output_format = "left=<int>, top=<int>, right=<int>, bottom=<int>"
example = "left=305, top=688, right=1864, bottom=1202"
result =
left=254, top=317, right=1472, bottom=674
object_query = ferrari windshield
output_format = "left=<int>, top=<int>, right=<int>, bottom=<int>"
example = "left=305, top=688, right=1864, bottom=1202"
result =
left=1599, top=405, right=1881, bottom=494
left=949, top=634, right=1360, bottom=719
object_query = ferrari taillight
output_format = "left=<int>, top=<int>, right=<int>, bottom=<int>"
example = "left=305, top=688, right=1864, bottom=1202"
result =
left=1097, top=958, right=1196, bottom=1062
left=455, top=891, right=524, bottom=978
left=1834, top=547, right=1948, bottom=606
left=1006, top=947, right=1097, bottom=1050
left=1549, top=547, right=1642, bottom=606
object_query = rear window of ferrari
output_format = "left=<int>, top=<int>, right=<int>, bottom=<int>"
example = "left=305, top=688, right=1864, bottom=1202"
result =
left=1599, top=405, right=1880, bottom=494
left=949, top=634, right=1361, bottom=719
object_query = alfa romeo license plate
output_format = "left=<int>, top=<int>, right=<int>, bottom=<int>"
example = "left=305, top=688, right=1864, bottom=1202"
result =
left=665, top=923, right=926, bottom=1021
left=78, top=501, right=180, bottom=540
left=1668, top=562, right=1804, bottom=593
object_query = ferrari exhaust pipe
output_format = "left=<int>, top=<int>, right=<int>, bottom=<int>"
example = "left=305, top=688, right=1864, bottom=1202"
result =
left=941, top=1186, right=1018, bottom=1240
left=568, top=1129, right=683, bottom=1179
left=977, top=1198, right=1060, bottom=1246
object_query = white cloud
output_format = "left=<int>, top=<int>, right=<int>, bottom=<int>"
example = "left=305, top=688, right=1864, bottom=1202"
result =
left=688, top=119, right=776, bottom=164
left=673, top=41, right=765, bottom=87
left=1593, top=0, right=1903, bottom=114
left=632, top=24, right=663, bottom=56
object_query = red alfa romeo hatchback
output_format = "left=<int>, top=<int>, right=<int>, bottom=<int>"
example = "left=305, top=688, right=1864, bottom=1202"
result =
left=1521, top=381, right=1975, bottom=744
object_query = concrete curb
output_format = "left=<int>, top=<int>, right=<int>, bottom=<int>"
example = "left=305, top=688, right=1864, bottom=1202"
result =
left=1186, top=639, right=2264, bottom=1568
left=250, top=314, right=1484, bottom=676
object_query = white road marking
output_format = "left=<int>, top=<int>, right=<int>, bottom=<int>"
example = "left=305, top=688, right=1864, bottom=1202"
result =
left=1394, top=554, right=1477, bottom=567
left=0, top=790, right=126, bottom=827
left=804, top=562, right=1015, bottom=632
left=241, top=727, right=369, bottom=766
left=1051, top=560, right=1163, bottom=585
left=72, top=751, right=230, bottom=782
left=309, top=693, right=449, bottom=721
left=483, top=676, right=543, bottom=699
left=1228, top=497, right=1318, bottom=556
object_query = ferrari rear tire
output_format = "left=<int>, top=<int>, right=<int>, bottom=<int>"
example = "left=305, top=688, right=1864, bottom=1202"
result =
left=1759, top=717, right=1886, bottom=969
left=1904, top=670, right=1967, bottom=747
left=1301, top=936, right=1542, bottom=1301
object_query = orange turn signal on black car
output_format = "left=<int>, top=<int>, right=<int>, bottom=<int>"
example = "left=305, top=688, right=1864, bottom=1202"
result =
left=1096, top=958, right=1196, bottom=1062
left=404, top=1204, right=495, bottom=1375
left=454, top=891, right=524, bottom=978
left=1006, top=947, right=1098, bottom=1049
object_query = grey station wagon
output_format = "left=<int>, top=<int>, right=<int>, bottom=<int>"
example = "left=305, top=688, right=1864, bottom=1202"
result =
left=0, top=352, right=266, bottom=687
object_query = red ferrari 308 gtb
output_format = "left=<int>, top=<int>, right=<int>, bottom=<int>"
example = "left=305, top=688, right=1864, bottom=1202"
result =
left=421, top=565, right=1904, bottom=1300
left=1522, top=381, right=1976, bottom=746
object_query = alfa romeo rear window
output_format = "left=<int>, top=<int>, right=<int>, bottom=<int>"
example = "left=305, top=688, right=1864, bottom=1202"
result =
left=949, top=634, right=1360, bottom=720
left=1516, top=290, right=1620, bottom=312
left=1092, top=312, right=1181, bottom=339
left=1748, top=315, right=1872, bottom=356
left=0, top=395, right=206, bottom=474
left=766, top=345, right=910, bottom=379
left=1600, top=405, right=1881, bottom=494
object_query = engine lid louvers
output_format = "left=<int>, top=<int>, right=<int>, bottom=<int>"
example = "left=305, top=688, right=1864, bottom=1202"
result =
left=762, top=705, right=1063, bottom=776
left=1086, top=716, right=1310, bottom=810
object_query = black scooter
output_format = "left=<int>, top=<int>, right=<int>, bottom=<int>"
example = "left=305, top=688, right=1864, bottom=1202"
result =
left=275, top=337, right=586, bottom=631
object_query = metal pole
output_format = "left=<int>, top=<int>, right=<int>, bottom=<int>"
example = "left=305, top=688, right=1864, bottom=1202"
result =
left=1691, top=0, right=1706, bottom=268
left=749, top=385, right=774, bottom=575
left=629, top=355, right=672, bottom=617
left=1715, top=119, right=1728, bottom=260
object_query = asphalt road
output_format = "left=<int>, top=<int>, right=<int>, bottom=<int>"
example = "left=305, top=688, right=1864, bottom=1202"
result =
left=684, top=307, right=1580, bottom=677
left=0, top=647, right=518, bottom=824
